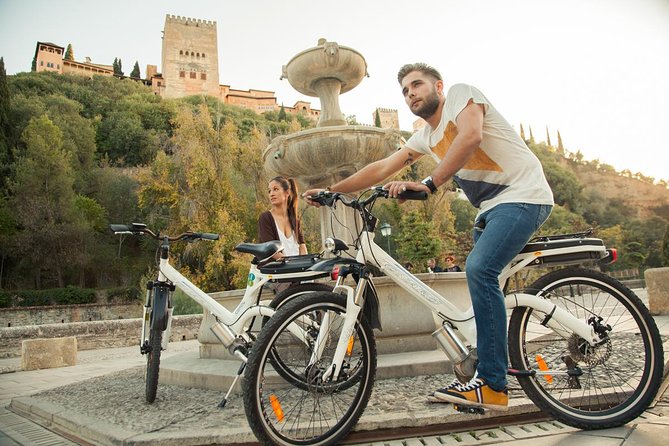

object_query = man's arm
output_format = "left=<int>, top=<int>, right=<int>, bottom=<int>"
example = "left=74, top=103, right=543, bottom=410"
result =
left=303, top=146, right=423, bottom=199
left=430, top=99, right=484, bottom=188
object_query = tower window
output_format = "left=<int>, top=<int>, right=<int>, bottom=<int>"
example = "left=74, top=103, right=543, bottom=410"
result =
left=200, top=73, right=206, bottom=80
left=190, top=72, right=196, bottom=79
left=179, top=71, right=185, bottom=78
left=196, top=52, right=200, bottom=57
left=202, top=53, right=206, bottom=57
left=180, top=50, right=183, bottom=55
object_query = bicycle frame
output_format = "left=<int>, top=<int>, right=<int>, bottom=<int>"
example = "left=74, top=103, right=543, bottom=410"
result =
left=319, top=227, right=606, bottom=382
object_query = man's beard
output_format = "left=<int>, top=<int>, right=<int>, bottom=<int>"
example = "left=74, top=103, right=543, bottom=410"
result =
left=412, top=90, right=440, bottom=119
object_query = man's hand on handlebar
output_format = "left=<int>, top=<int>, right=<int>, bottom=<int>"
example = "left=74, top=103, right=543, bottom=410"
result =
left=302, top=188, right=327, bottom=207
left=383, top=181, right=430, bottom=200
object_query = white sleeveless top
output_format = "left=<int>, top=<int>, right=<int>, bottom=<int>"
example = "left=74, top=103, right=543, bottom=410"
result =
left=275, top=222, right=300, bottom=256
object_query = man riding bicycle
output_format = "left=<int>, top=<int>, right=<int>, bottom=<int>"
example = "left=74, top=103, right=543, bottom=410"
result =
left=304, top=62, right=554, bottom=411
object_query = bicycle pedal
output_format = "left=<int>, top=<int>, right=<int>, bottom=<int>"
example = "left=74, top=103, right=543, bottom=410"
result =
left=453, top=403, right=485, bottom=415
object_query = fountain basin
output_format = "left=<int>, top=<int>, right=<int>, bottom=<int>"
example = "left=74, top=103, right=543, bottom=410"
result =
left=264, top=126, right=404, bottom=188
left=281, top=40, right=368, bottom=97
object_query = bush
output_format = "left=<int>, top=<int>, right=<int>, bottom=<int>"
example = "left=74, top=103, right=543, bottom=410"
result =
left=105, top=286, right=141, bottom=302
left=171, top=289, right=203, bottom=316
left=0, top=286, right=96, bottom=307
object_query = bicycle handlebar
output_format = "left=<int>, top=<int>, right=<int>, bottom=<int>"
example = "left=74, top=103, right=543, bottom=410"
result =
left=308, top=186, right=428, bottom=208
left=109, top=223, right=220, bottom=242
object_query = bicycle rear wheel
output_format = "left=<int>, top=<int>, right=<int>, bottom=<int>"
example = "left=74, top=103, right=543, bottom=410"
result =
left=243, top=291, right=376, bottom=446
left=508, top=268, right=664, bottom=429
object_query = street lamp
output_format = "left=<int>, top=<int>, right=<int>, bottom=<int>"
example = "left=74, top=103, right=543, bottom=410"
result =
left=379, top=222, right=392, bottom=253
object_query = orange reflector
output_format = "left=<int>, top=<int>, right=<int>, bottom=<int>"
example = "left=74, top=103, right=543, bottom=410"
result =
left=269, top=394, right=284, bottom=422
left=535, top=354, right=553, bottom=383
left=331, top=266, right=340, bottom=281
left=346, top=335, right=355, bottom=356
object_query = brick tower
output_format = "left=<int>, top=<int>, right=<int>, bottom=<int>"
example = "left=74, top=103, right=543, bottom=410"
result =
left=161, top=15, right=220, bottom=98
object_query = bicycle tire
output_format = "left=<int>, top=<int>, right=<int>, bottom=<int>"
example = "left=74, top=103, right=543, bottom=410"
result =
left=508, top=267, right=664, bottom=429
left=145, top=326, right=162, bottom=403
left=266, top=283, right=339, bottom=389
left=243, top=291, right=377, bottom=446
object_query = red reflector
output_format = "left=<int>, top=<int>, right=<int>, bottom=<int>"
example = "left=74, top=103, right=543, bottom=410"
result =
left=330, top=266, right=339, bottom=281
left=609, top=248, right=618, bottom=263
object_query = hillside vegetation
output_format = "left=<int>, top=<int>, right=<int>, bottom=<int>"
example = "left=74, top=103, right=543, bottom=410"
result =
left=0, top=66, right=667, bottom=295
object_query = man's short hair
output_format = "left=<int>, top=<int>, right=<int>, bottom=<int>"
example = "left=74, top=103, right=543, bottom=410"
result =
left=397, top=63, right=443, bottom=84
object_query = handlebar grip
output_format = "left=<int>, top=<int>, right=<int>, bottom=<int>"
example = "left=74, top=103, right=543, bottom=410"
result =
left=397, top=190, right=428, bottom=201
left=200, top=232, right=220, bottom=241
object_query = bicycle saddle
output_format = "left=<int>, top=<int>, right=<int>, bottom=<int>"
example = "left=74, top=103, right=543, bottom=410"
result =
left=235, top=241, right=283, bottom=263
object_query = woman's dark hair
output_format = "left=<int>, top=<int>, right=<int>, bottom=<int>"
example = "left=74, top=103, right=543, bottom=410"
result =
left=271, top=176, right=299, bottom=233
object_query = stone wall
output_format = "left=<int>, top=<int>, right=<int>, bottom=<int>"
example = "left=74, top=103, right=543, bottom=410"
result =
left=0, top=315, right=202, bottom=358
left=0, top=302, right=143, bottom=328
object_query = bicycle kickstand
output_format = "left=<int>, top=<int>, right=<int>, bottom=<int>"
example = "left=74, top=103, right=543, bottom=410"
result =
left=218, top=362, right=246, bottom=408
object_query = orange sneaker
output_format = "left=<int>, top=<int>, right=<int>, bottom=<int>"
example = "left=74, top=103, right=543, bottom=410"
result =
left=434, top=377, right=509, bottom=411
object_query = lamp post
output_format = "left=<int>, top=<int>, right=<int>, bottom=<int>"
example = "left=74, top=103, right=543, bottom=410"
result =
left=379, top=222, right=392, bottom=254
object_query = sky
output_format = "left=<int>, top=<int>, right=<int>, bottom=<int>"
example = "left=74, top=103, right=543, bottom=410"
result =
left=1, top=0, right=668, bottom=182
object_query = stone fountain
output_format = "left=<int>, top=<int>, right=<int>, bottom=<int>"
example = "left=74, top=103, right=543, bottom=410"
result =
left=264, top=38, right=404, bottom=244
left=163, top=40, right=412, bottom=383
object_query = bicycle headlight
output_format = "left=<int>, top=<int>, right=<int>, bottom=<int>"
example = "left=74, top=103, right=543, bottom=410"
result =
left=324, top=237, right=336, bottom=253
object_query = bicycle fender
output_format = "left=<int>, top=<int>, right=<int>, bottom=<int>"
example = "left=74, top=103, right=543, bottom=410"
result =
left=363, top=280, right=382, bottom=331
left=308, top=257, right=362, bottom=272
left=152, top=285, right=170, bottom=331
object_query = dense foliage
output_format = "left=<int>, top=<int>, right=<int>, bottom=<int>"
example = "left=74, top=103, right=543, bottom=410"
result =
left=0, top=70, right=666, bottom=302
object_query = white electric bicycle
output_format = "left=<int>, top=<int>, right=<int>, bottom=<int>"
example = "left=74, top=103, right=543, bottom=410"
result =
left=110, top=223, right=346, bottom=404
left=242, top=187, right=664, bottom=446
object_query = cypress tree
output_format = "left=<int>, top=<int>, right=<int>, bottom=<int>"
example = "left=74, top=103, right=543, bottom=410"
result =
left=130, top=61, right=140, bottom=78
left=546, top=126, right=552, bottom=146
left=375, top=109, right=382, bottom=127
left=519, top=123, right=526, bottom=140
left=64, top=43, right=74, bottom=61
left=557, top=130, right=565, bottom=154
left=278, top=104, right=287, bottom=121
left=529, top=126, right=535, bottom=142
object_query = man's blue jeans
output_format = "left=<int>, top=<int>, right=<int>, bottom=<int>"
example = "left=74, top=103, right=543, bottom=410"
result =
left=466, top=203, right=552, bottom=391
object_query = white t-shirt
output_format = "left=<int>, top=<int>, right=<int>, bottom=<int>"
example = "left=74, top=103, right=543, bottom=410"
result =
left=275, top=222, right=300, bottom=256
left=406, top=83, right=554, bottom=216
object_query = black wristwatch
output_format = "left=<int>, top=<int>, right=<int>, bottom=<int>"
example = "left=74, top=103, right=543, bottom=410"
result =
left=421, top=176, right=438, bottom=194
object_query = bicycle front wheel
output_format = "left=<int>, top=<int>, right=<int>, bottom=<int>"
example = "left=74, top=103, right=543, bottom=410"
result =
left=508, top=267, right=664, bottom=429
left=145, top=326, right=162, bottom=403
left=243, top=291, right=377, bottom=446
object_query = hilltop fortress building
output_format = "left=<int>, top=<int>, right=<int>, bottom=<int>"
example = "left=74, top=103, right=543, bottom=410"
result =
left=33, top=14, right=401, bottom=128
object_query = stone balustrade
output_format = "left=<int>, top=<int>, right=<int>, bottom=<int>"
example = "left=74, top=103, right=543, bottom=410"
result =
left=645, top=267, right=669, bottom=315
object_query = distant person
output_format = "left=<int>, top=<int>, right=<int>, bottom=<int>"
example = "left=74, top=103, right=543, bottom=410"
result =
left=258, top=176, right=307, bottom=259
left=427, top=258, right=443, bottom=273
left=403, top=261, right=414, bottom=272
left=444, top=255, right=462, bottom=272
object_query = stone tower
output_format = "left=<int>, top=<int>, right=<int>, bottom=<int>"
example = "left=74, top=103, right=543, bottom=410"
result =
left=373, top=107, right=400, bottom=130
left=161, top=15, right=220, bottom=98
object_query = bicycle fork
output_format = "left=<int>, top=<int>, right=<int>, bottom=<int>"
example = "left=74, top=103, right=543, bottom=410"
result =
left=317, top=276, right=368, bottom=382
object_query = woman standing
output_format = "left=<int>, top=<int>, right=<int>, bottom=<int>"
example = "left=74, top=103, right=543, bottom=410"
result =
left=258, top=176, right=307, bottom=258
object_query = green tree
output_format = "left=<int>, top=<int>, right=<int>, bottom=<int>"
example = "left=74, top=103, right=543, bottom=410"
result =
left=138, top=105, right=251, bottom=291
left=278, top=104, right=287, bottom=121
left=113, top=58, right=123, bottom=76
left=557, top=130, right=565, bottom=154
left=130, top=61, right=140, bottom=78
left=0, top=57, right=11, bottom=191
left=395, top=210, right=443, bottom=272
left=519, top=123, right=526, bottom=140
left=64, top=44, right=75, bottom=61
left=374, top=109, right=381, bottom=127
left=9, top=115, right=77, bottom=287
left=545, top=126, right=552, bottom=147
